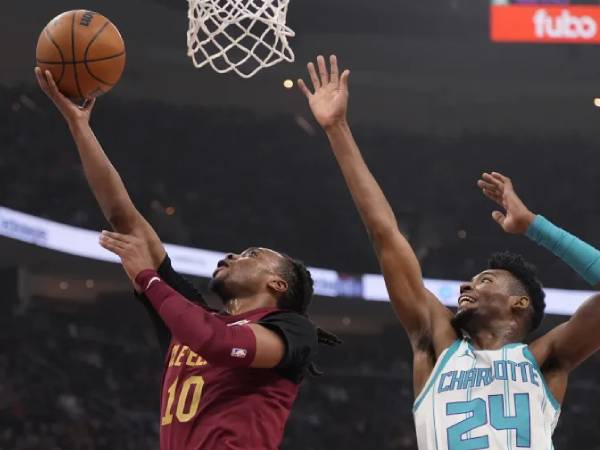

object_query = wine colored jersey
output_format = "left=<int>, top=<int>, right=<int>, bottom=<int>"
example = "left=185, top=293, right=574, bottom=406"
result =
left=136, top=256, right=318, bottom=450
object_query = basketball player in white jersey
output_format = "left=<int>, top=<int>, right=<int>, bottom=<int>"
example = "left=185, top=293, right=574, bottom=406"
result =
left=298, top=55, right=600, bottom=449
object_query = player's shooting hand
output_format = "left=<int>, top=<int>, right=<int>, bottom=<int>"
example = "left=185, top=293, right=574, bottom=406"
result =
left=34, top=67, right=95, bottom=126
left=298, top=55, right=350, bottom=131
left=477, top=172, right=535, bottom=235
left=99, top=230, right=154, bottom=289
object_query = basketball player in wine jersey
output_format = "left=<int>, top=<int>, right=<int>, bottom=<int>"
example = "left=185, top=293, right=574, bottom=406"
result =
left=298, top=55, right=600, bottom=449
left=35, top=66, right=340, bottom=450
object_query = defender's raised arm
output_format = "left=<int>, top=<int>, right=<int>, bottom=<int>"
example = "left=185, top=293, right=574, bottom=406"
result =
left=478, top=171, right=600, bottom=288
left=479, top=171, right=600, bottom=399
left=298, top=56, right=456, bottom=365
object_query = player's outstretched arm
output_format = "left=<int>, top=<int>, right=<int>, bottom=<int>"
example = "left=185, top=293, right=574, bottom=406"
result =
left=298, top=56, right=455, bottom=351
left=479, top=172, right=600, bottom=373
left=99, top=230, right=288, bottom=368
left=478, top=171, right=600, bottom=287
left=34, top=67, right=165, bottom=267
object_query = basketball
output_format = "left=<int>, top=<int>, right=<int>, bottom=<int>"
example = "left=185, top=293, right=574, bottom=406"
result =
left=36, top=10, right=126, bottom=100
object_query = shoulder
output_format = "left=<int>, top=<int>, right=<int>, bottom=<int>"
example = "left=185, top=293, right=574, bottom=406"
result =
left=258, top=311, right=318, bottom=377
left=258, top=311, right=318, bottom=347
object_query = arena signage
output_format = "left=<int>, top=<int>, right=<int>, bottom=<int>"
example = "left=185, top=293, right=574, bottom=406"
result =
left=491, top=5, right=600, bottom=43
left=0, top=206, right=359, bottom=300
left=0, top=206, right=594, bottom=314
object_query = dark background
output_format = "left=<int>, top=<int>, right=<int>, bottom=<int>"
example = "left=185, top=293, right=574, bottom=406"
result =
left=2, top=0, right=600, bottom=449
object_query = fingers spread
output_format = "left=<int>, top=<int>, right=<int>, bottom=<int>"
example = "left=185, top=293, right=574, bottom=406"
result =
left=317, top=55, right=329, bottom=86
left=81, top=97, right=96, bottom=111
left=35, top=67, right=50, bottom=92
left=491, top=210, right=506, bottom=225
left=44, top=70, right=59, bottom=94
left=329, top=55, right=339, bottom=85
left=297, top=78, right=312, bottom=98
left=307, top=62, right=321, bottom=91
left=491, top=172, right=511, bottom=186
left=482, top=189, right=503, bottom=206
left=482, top=172, right=504, bottom=189
left=477, top=179, right=497, bottom=191
left=340, top=69, right=350, bottom=91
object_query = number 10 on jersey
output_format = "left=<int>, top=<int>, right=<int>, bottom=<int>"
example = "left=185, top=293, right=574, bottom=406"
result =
left=161, top=376, right=205, bottom=425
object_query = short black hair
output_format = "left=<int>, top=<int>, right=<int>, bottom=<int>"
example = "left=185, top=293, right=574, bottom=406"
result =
left=488, top=251, right=546, bottom=332
left=276, top=254, right=314, bottom=315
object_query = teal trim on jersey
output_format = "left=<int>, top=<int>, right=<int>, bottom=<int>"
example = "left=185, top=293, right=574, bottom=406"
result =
left=522, top=347, right=561, bottom=412
left=413, top=340, right=462, bottom=412
left=466, top=341, right=521, bottom=352
left=466, top=355, right=477, bottom=440
left=432, top=384, right=439, bottom=450
left=503, top=347, right=512, bottom=450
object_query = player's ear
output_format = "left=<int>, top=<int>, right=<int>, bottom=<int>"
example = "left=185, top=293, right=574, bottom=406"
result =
left=511, top=295, right=530, bottom=311
left=268, top=277, right=288, bottom=295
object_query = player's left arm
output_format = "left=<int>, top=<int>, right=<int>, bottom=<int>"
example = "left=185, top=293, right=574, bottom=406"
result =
left=99, top=230, right=291, bottom=368
left=477, top=171, right=600, bottom=288
left=478, top=172, right=600, bottom=369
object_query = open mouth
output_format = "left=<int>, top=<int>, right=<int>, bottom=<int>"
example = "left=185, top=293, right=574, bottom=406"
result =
left=458, top=295, right=476, bottom=307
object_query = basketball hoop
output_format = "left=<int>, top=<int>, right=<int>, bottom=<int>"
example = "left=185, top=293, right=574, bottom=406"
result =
left=186, top=0, right=295, bottom=78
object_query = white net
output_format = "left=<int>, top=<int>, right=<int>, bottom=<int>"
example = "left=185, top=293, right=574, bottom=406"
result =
left=186, top=0, right=295, bottom=78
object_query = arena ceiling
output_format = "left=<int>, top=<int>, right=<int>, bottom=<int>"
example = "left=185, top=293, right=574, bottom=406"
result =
left=2, top=0, right=600, bottom=136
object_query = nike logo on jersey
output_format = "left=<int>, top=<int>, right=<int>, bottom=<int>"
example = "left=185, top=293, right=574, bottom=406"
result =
left=227, top=319, right=251, bottom=327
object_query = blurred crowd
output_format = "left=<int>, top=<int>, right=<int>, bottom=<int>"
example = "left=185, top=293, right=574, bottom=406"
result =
left=0, top=294, right=599, bottom=450
left=0, top=297, right=160, bottom=450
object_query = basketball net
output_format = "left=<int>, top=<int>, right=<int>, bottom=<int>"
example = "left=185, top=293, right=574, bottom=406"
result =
left=186, top=0, right=295, bottom=78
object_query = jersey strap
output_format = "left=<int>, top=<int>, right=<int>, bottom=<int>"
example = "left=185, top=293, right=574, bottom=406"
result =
left=413, top=340, right=462, bottom=412
left=522, top=346, right=561, bottom=411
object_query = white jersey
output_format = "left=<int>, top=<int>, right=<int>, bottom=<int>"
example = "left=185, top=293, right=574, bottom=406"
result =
left=413, top=339, right=560, bottom=450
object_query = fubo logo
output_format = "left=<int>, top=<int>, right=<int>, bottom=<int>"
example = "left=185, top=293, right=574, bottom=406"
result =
left=490, top=4, right=600, bottom=44
left=533, top=9, right=597, bottom=40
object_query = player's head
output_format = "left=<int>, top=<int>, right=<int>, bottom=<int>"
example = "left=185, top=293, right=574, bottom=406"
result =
left=209, top=247, right=314, bottom=312
left=452, top=251, right=546, bottom=339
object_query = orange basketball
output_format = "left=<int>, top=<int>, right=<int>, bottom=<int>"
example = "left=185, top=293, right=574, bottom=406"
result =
left=36, top=10, right=126, bottom=100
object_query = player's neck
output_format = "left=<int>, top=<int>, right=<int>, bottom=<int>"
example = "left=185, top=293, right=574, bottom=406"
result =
left=467, top=320, right=524, bottom=350
left=223, top=295, right=277, bottom=315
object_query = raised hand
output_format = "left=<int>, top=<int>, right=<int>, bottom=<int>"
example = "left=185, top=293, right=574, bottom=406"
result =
left=297, top=54, right=350, bottom=130
left=477, top=172, right=536, bottom=235
left=99, top=230, right=155, bottom=289
left=35, top=67, right=94, bottom=126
